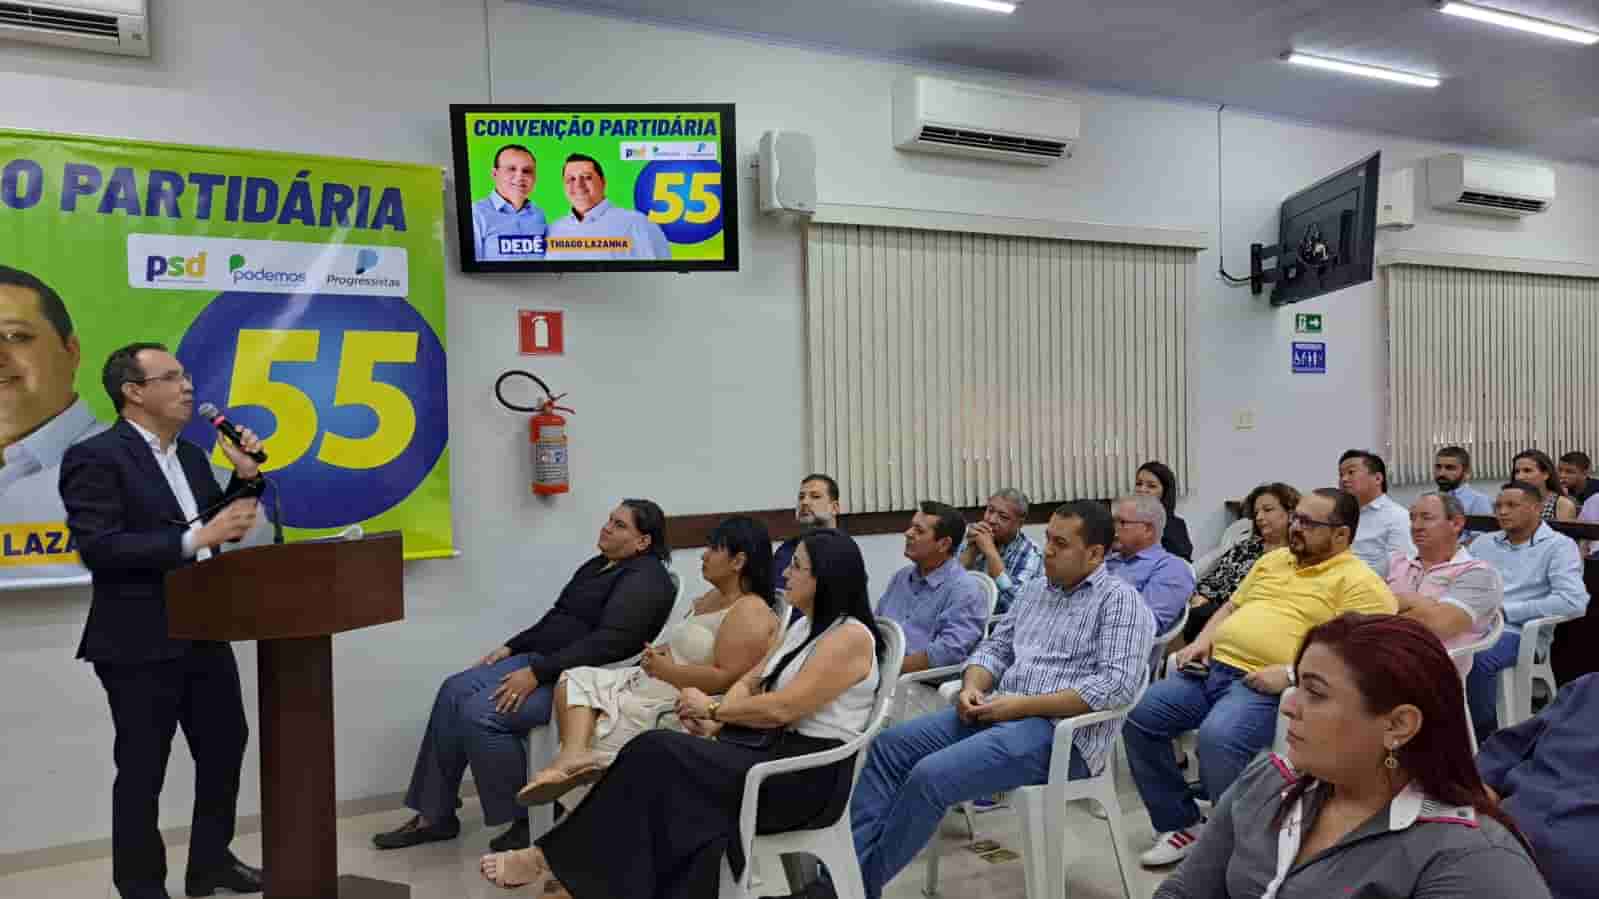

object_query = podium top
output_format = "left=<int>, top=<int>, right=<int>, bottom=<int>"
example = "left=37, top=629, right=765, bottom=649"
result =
left=167, top=531, right=405, bottom=642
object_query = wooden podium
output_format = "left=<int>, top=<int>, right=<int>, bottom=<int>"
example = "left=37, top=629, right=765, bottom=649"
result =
left=167, top=531, right=407, bottom=899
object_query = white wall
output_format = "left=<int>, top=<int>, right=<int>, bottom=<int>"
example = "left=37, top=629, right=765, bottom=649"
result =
left=2, top=0, right=1596, bottom=857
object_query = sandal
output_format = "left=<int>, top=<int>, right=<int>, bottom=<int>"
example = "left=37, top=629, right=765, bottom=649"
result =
left=517, top=761, right=607, bottom=806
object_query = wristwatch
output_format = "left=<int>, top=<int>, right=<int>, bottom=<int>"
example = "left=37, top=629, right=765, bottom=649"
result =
left=706, top=700, right=721, bottom=721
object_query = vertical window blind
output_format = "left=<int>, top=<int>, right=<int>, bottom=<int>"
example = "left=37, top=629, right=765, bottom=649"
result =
left=1388, top=263, right=1599, bottom=486
left=804, top=221, right=1195, bottom=514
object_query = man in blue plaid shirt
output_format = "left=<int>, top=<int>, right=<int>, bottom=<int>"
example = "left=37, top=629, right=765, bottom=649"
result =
left=959, top=487, right=1044, bottom=616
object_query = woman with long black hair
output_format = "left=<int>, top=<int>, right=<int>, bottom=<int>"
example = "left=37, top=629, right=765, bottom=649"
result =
left=1136, top=460, right=1193, bottom=560
left=480, top=528, right=886, bottom=898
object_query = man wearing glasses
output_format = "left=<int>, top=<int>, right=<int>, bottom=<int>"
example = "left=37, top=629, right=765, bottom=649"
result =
left=1105, top=493, right=1195, bottom=634
left=61, top=342, right=268, bottom=899
left=1121, top=488, right=1396, bottom=868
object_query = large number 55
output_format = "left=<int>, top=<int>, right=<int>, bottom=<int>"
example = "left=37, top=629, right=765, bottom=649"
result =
left=648, top=171, right=721, bottom=224
left=211, top=328, right=419, bottom=471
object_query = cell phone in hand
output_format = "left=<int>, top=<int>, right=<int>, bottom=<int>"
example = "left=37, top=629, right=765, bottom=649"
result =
left=1179, top=660, right=1211, bottom=677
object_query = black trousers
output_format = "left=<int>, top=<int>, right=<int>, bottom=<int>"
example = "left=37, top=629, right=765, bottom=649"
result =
left=93, top=643, right=249, bottom=898
left=539, top=728, right=855, bottom=899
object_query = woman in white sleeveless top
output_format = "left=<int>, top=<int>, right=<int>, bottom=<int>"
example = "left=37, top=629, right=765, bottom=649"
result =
left=482, top=529, right=885, bottom=897
left=517, top=516, right=780, bottom=806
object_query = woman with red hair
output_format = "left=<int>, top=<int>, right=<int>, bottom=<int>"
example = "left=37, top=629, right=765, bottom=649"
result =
left=1155, top=613, right=1548, bottom=898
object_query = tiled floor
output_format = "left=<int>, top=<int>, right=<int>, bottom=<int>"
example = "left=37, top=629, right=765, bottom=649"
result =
left=1, top=791, right=1174, bottom=898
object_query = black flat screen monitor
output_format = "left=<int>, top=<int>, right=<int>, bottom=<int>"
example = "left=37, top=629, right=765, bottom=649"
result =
left=1268, top=152, right=1380, bottom=306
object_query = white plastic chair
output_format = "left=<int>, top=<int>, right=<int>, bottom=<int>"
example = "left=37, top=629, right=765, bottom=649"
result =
left=527, top=568, right=687, bottom=838
left=1149, top=604, right=1190, bottom=683
left=1448, top=608, right=1504, bottom=753
left=891, top=571, right=999, bottom=724
left=1495, top=612, right=1578, bottom=729
left=718, top=618, right=907, bottom=899
left=922, top=678, right=1146, bottom=899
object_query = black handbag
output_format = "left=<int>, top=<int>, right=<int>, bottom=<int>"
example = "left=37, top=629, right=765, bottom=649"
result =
left=716, top=723, right=784, bottom=750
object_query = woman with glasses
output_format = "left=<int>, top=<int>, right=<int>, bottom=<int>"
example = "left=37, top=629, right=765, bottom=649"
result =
left=1512, top=449, right=1577, bottom=522
left=480, top=529, right=886, bottom=898
left=1136, top=460, right=1193, bottom=561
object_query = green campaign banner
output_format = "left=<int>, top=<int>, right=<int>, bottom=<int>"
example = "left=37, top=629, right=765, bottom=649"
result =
left=0, top=128, right=453, bottom=588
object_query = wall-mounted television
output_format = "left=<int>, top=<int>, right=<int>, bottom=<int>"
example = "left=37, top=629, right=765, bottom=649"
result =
left=1250, top=151, right=1380, bottom=306
left=449, top=103, right=739, bottom=273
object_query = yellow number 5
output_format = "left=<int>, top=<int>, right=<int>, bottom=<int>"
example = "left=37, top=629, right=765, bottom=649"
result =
left=212, top=329, right=320, bottom=472
left=648, top=172, right=686, bottom=223
left=318, top=330, right=419, bottom=469
left=684, top=172, right=720, bottom=224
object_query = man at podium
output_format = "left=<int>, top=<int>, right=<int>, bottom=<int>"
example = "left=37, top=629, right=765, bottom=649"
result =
left=61, top=343, right=267, bottom=899
left=373, top=499, right=676, bottom=854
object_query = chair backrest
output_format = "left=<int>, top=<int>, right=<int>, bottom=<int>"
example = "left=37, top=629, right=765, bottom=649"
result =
left=648, top=569, right=692, bottom=645
left=968, top=570, right=1002, bottom=634
left=1149, top=603, right=1190, bottom=680
left=1450, top=608, right=1505, bottom=664
left=851, top=618, right=907, bottom=783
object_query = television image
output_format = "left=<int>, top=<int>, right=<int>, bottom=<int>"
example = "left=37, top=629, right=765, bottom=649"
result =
left=1251, top=151, right=1380, bottom=306
left=449, top=103, right=739, bottom=273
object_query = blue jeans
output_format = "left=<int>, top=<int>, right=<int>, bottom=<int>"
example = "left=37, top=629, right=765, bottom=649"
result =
left=850, top=707, right=1088, bottom=899
left=1466, top=630, right=1520, bottom=739
left=403, top=653, right=555, bottom=827
left=1121, top=663, right=1279, bottom=833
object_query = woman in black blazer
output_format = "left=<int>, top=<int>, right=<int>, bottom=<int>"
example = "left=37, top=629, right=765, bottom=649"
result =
left=1135, top=460, right=1192, bottom=561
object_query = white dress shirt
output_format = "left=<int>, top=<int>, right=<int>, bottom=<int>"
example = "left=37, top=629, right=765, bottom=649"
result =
left=123, top=419, right=210, bottom=561
left=1351, top=493, right=1415, bottom=579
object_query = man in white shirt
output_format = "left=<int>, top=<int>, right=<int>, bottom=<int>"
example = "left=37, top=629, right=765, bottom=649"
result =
left=1339, top=448, right=1414, bottom=578
left=545, top=154, right=671, bottom=261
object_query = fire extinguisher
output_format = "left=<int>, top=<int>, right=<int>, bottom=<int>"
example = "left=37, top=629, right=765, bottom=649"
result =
left=495, top=370, right=574, bottom=495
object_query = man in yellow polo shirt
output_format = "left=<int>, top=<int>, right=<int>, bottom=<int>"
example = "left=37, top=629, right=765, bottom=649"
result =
left=1123, top=487, right=1395, bottom=867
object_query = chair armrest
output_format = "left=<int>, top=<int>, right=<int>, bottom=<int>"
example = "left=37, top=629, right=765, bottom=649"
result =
left=901, top=664, right=964, bottom=686
left=732, top=727, right=874, bottom=885
left=1042, top=693, right=1142, bottom=784
left=938, top=680, right=963, bottom=703
left=1519, top=613, right=1579, bottom=667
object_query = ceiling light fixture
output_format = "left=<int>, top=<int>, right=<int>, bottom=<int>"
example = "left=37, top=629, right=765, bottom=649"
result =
left=935, top=0, right=1018, bottom=13
left=1283, top=52, right=1442, bottom=88
left=1436, top=2, right=1599, bottom=46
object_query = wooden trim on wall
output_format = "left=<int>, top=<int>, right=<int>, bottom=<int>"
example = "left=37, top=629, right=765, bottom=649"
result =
left=665, top=500, right=1100, bottom=550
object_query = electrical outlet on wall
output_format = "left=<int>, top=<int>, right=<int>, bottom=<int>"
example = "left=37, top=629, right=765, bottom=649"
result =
left=1234, top=409, right=1256, bottom=431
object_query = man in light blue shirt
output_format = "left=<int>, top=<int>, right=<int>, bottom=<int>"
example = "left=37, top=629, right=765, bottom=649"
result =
left=1105, top=494, right=1195, bottom=635
left=546, top=154, right=671, bottom=261
left=1465, top=481, right=1588, bottom=737
left=875, top=501, right=987, bottom=676
left=470, top=144, right=548, bottom=263
left=1436, top=445, right=1495, bottom=544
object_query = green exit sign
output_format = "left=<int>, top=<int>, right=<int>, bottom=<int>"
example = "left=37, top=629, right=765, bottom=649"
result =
left=1295, top=313, right=1323, bottom=334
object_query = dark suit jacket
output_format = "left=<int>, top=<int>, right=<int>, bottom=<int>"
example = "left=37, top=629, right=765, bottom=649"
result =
left=62, top=418, right=247, bottom=664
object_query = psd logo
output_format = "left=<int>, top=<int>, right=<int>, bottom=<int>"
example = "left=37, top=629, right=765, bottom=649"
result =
left=355, top=249, right=380, bottom=275
left=144, top=251, right=208, bottom=283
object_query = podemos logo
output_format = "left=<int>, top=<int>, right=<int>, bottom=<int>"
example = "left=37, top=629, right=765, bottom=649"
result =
left=144, top=251, right=208, bottom=283
left=227, top=252, right=307, bottom=287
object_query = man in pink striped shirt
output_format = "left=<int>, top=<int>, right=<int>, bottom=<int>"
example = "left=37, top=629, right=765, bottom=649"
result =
left=1386, top=492, right=1504, bottom=676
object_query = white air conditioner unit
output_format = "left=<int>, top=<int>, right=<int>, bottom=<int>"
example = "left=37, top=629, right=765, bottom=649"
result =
left=1426, top=153, right=1554, bottom=217
left=0, top=0, right=149, bottom=57
left=893, top=75, right=1079, bottom=165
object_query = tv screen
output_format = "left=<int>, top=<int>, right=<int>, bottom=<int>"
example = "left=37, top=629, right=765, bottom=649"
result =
left=449, top=103, right=739, bottom=273
left=1267, top=151, right=1380, bottom=306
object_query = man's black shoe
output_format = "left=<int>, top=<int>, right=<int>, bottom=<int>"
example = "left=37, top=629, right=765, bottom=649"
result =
left=183, top=855, right=263, bottom=896
left=371, top=814, right=461, bottom=850
left=488, top=818, right=530, bottom=852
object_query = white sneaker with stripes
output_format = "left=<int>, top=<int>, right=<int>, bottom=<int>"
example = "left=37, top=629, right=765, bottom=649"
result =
left=1140, top=820, right=1204, bottom=867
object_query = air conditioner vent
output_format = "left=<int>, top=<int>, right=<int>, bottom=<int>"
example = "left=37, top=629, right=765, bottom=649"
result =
left=914, top=126, right=1068, bottom=160
left=1457, top=191, right=1549, bottom=214
left=0, top=2, right=118, bottom=38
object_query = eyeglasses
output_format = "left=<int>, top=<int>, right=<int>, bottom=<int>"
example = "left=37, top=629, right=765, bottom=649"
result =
left=1289, top=513, right=1339, bottom=529
left=1113, top=517, right=1152, bottom=529
left=130, top=371, right=192, bottom=385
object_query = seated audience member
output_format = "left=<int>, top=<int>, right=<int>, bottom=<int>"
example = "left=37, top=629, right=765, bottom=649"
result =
left=1557, top=451, right=1598, bottom=505
left=1155, top=614, right=1549, bottom=899
left=1106, top=493, right=1195, bottom=634
left=373, top=500, right=676, bottom=853
left=1464, top=482, right=1587, bottom=738
left=772, top=473, right=841, bottom=598
left=479, top=529, right=885, bottom=897
left=1480, top=672, right=1599, bottom=899
left=1513, top=448, right=1578, bottom=521
left=958, top=487, right=1043, bottom=615
left=1184, top=482, right=1299, bottom=643
left=1339, top=449, right=1414, bottom=577
left=1385, top=492, right=1504, bottom=676
left=1580, top=490, right=1599, bottom=559
left=877, top=501, right=986, bottom=676
left=1124, top=489, right=1397, bottom=867
left=516, top=516, right=780, bottom=807
left=1137, top=460, right=1193, bottom=560
left=851, top=501, right=1155, bottom=899
left=1435, top=444, right=1495, bottom=544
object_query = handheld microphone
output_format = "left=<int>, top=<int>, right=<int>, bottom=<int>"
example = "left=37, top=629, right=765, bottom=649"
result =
left=198, top=402, right=268, bottom=464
